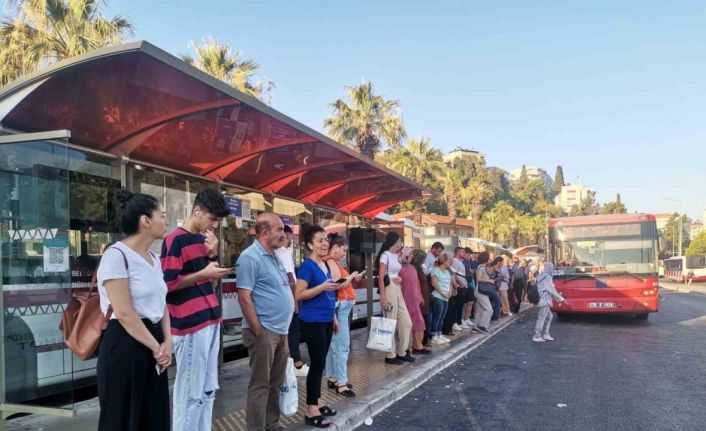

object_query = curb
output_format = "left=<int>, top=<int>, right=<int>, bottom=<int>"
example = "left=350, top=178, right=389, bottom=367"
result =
left=309, top=306, right=531, bottom=431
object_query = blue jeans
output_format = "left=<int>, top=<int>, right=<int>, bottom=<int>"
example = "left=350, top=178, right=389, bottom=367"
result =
left=172, top=323, right=220, bottom=431
left=488, top=288, right=501, bottom=320
left=324, top=300, right=354, bottom=385
left=429, top=295, right=449, bottom=334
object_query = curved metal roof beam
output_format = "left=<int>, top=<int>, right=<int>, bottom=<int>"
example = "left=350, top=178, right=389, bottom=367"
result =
left=103, top=99, right=241, bottom=155
left=343, top=187, right=420, bottom=213
left=296, top=173, right=388, bottom=202
left=256, top=159, right=363, bottom=193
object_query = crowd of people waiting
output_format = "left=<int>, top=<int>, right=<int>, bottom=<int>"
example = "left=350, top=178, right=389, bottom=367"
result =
left=93, top=187, right=551, bottom=431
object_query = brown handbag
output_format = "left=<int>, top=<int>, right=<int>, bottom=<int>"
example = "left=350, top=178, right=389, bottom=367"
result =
left=60, top=247, right=126, bottom=360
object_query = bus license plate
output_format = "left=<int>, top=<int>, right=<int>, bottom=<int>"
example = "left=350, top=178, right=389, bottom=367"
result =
left=588, top=302, right=615, bottom=309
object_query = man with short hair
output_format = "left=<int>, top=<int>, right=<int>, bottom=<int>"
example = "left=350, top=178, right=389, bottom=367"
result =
left=461, top=248, right=476, bottom=326
left=161, top=188, right=233, bottom=431
left=422, top=242, right=445, bottom=275
left=510, top=256, right=526, bottom=313
left=274, top=224, right=308, bottom=377
left=237, top=213, right=294, bottom=431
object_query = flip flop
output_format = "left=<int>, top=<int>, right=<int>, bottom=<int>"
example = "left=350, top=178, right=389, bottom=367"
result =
left=319, top=405, right=337, bottom=417
left=305, top=415, right=331, bottom=428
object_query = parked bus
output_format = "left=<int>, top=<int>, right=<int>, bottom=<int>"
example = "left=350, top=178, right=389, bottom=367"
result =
left=663, top=255, right=706, bottom=283
left=547, top=214, right=660, bottom=320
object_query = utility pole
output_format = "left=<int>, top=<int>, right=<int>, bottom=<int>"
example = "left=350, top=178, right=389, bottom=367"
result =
left=663, top=198, right=684, bottom=257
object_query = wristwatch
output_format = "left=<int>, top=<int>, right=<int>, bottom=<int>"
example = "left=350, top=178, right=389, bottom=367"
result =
left=208, top=255, right=219, bottom=262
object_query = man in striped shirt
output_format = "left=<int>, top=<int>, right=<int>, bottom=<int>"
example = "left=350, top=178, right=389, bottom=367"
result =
left=161, top=188, right=232, bottom=431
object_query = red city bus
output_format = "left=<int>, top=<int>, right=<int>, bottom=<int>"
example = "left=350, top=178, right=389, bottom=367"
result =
left=547, top=214, right=660, bottom=320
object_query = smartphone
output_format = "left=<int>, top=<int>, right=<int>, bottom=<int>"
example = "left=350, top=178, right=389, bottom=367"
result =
left=334, top=278, right=348, bottom=283
left=357, top=270, right=367, bottom=277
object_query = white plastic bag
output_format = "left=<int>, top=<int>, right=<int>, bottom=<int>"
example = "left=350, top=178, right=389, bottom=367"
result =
left=279, top=358, right=298, bottom=417
left=366, top=316, right=396, bottom=352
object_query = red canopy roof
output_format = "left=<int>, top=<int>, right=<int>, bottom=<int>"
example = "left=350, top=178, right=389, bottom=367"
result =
left=0, top=41, right=423, bottom=218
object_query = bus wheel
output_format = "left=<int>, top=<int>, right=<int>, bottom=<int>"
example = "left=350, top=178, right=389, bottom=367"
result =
left=636, top=313, right=649, bottom=321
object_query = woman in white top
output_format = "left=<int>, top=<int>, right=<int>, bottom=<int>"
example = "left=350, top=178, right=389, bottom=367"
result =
left=96, top=189, right=171, bottom=431
left=376, top=232, right=413, bottom=365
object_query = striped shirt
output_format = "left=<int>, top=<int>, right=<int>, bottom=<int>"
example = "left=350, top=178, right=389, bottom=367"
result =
left=161, top=227, right=222, bottom=335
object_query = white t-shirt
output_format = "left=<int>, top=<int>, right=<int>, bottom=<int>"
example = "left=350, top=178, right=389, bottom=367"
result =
left=380, top=250, right=402, bottom=279
left=97, top=242, right=167, bottom=323
left=274, top=246, right=297, bottom=281
left=451, top=257, right=468, bottom=289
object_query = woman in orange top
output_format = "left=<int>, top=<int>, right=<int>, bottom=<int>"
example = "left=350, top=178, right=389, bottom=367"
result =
left=323, top=233, right=361, bottom=397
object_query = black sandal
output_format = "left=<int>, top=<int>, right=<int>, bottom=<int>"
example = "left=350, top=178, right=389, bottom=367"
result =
left=336, top=384, right=356, bottom=397
left=327, top=380, right=353, bottom=390
left=305, top=415, right=331, bottom=428
left=319, top=405, right=337, bottom=416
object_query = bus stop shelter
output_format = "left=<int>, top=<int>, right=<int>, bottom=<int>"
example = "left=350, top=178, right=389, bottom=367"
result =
left=0, top=41, right=423, bottom=424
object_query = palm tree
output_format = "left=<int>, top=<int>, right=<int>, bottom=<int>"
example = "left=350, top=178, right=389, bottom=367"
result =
left=479, top=209, right=501, bottom=242
left=388, top=137, right=443, bottom=225
left=323, top=81, right=406, bottom=159
left=1, top=0, right=133, bottom=85
left=525, top=215, right=547, bottom=245
left=443, top=170, right=462, bottom=235
left=181, top=38, right=271, bottom=101
left=463, top=174, right=495, bottom=237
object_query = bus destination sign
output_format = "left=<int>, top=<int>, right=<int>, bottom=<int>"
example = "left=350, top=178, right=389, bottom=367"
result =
left=556, top=223, right=642, bottom=239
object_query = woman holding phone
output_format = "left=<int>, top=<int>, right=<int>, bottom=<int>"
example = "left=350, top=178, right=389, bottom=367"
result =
left=324, top=233, right=362, bottom=397
left=295, top=224, right=341, bottom=428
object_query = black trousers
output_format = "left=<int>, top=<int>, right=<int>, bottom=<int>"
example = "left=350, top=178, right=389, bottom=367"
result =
left=97, top=319, right=169, bottom=431
left=511, top=279, right=525, bottom=314
left=288, top=312, right=302, bottom=363
left=443, top=289, right=467, bottom=333
left=300, top=320, right=333, bottom=405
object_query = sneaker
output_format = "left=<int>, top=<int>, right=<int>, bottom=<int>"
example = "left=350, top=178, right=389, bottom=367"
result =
left=477, top=327, right=489, bottom=334
left=542, top=334, right=554, bottom=341
left=430, top=336, right=442, bottom=345
left=294, top=363, right=310, bottom=377
left=385, top=357, right=405, bottom=365
left=440, top=336, right=451, bottom=343
left=452, top=324, right=464, bottom=332
left=413, top=348, right=432, bottom=355
left=532, top=336, right=546, bottom=343
left=472, top=326, right=482, bottom=333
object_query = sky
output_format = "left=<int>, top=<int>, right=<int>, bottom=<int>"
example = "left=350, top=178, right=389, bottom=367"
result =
left=104, top=0, right=706, bottom=220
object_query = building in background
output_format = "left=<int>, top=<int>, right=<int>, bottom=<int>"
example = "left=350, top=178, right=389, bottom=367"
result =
left=391, top=211, right=475, bottom=238
left=554, top=185, right=596, bottom=213
left=655, top=213, right=673, bottom=232
left=443, top=147, right=486, bottom=168
left=509, top=166, right=552, bottom=186
left=690, top=220, right=703, bottom=240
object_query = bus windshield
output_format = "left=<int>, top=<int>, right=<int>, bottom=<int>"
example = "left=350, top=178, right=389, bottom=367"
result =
left=549, top=222, right=657, bottom=276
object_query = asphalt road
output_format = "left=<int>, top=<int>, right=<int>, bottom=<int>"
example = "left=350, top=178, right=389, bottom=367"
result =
left=361, top=289, right=706, bottom=431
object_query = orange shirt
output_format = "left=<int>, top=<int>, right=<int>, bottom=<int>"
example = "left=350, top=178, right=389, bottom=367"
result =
left=325, top=257, right=357, bottom=301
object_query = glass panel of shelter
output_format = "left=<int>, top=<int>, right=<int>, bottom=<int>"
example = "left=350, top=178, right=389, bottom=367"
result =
left=0, top=135, right=122, bottom=414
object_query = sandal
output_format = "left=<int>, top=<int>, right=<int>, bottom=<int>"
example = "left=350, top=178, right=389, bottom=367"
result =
left=327, top=380, right=353, bottom=390
left=319, top=405, right=337, bottom=416
left=336, top=384, right=356, bottom=397
left=305, top=415, right=331, bottom=428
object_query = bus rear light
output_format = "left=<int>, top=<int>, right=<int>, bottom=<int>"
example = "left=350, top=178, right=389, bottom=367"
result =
left=642, top=289, right=656, bottom=296
left=652, top=281, right=659, bottom=287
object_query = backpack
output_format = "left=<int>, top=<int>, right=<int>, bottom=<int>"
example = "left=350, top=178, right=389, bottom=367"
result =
left=60, top=246, right=127, bottom=360
left=527, top=282, right=540, bottom=305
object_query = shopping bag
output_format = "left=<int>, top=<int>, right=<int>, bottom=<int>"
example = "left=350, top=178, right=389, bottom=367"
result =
left=279, top=358, right=298, bottom=417
left=366, top=316, right=396, bottom=353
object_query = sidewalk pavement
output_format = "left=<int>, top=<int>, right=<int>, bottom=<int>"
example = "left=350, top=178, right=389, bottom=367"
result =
left=7, top=305, right=530, bottom=431
left=660, top=281, right=706, bottom=295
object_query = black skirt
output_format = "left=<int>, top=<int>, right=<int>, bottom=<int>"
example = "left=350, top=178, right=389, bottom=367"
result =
left=97, top=319, right=170, bottom=431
